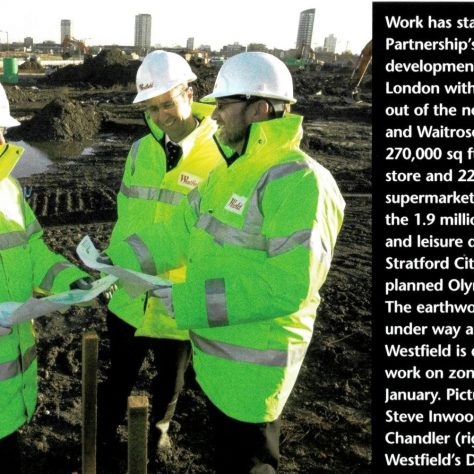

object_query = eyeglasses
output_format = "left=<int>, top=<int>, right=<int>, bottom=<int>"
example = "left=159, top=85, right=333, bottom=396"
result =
left=215, top=96, right=266, bottom=112
left=144, top=88, right=188, bottom=114
left=215, top=99, right=249, bottom=112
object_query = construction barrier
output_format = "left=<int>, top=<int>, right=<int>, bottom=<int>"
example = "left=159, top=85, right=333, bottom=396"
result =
left=82, top=331, right=98, bottom=474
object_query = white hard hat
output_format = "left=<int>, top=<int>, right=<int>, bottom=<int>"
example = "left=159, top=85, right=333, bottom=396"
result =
left=202, top=52, right=296, bottom=104
left=133, top=50, right=197, bottom=104
left=0, top=84, right=20, bottom=127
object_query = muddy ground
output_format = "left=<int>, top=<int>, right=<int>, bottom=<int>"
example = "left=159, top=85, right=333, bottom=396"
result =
left=5, top=61, right=371, bottom=474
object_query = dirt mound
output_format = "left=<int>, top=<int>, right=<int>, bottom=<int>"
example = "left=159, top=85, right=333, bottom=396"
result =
left=3, top=84, right=34, bottom=104
left=92, top=48, right=129, bottom=67
left=47, top=52, right=217, bottom=96
left=190, top=63, right=219, bottom=99
left=14, top=97, right=102, bottom=141
left=48, top=48, right=139, bottom=87
left=19, top=59, right=45, bottom=72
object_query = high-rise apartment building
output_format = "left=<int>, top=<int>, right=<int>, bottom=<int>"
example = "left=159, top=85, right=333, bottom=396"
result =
left=296, top=8, right=315, bottom=51
left=187, top=37, right=194, bottom=51
left=324, top=34, right=337, bottom=53
left=135, top=14, right=152, bottom=50
left=61, top=19, right=72, bottom=44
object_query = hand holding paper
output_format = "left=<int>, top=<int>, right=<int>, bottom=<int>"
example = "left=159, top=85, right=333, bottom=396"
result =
left=0, top=274, right=118, bottom=328
left=76, top=235, right=172, bottom=298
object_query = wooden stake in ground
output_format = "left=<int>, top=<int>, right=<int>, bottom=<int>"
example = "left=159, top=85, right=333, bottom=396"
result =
left=128, top=395, right=148, bottom=474
left=82, top=331, right=99, bottom=474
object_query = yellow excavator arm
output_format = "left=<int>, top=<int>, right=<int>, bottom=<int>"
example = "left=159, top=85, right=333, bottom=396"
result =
left=349, top=39, right=372, bottom=101
left=62, top=35, right=89, bottom=58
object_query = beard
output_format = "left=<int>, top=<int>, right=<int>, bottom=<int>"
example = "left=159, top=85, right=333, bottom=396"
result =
left=217, top=123, right=247, bottom=151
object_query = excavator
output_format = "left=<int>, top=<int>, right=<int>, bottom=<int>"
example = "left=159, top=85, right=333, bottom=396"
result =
left=285, top=43, right=316, bottom=69
left=62, top=35, right=89, bottom=59
left=297, top=43, right=316, bottom=62
left=348, top=39, right=372, bottom=103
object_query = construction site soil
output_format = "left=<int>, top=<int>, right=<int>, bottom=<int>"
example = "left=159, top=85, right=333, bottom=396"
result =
left=6, top=54, right=371, bottom=474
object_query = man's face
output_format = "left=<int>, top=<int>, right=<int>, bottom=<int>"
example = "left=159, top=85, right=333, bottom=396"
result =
left=211, top=98, right=251, bottom=151
left=144, top=86, right=193, bottom=138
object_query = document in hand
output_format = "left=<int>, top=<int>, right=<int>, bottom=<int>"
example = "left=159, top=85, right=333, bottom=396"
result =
left=0, top=274, right=118, bottom=327
left=76, top=235, right=172, bottom=298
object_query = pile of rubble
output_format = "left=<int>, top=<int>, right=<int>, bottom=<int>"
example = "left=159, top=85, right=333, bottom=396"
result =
left=47, top=50, right=219, bottom=97
left=14, top=97, right=103, bottom=141
left=19, top=59, right=45, bottom=73
left=48, top=48, right=140, bottom=87
left=190, top=61, right=219, bottom=99
left=3, top=85, right=35, bottom=104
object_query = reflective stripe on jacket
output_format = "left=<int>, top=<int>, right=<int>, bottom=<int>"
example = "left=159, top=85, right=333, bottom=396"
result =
left=106, top=114, right=345, bottom=422
left=0, top=176, right=87, bottom=438
left=108, top=102, right=227, bottom=336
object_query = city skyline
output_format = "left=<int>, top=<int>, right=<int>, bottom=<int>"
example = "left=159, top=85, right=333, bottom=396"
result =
left=2, top=0, right=376, bottom=54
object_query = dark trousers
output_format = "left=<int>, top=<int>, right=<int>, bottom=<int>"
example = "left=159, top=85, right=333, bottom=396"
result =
left=98, top=310, right=192, bottom=440
left=0, top=431, right=21, bottom=474
left=207, top=400, right=281, bottom=474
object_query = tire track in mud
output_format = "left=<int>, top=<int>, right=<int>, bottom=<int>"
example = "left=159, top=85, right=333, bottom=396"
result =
left=26, top=186, right=118, bottom=225
left=19, top=139, right=128, bottom=226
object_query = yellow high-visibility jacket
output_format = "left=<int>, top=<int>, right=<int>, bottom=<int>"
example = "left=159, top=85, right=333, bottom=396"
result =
left=106, top=114, right=345, bottom=422
left=108, top=102, right=227, bottom=338
left=0, top=173, right=88, bottom=439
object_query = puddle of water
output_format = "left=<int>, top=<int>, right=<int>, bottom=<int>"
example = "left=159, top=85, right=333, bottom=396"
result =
left=10, top=140, right=95, bottom=178
left=25, top=141, right=93, bottom=161
left=9, top=135, right=127, bottom=178
left=10, top=140, right=54, bottom=178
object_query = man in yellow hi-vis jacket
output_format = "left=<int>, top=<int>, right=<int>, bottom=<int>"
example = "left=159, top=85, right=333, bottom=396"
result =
left=104, top=52, right=345, bottom=473
left=98, top=50, right=227, bottom=457
left=0, top=84, right=90, bottom=474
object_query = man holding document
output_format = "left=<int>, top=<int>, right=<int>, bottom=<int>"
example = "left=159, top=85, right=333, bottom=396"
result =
left=84, top=52, right=344, bottom=473
left=0, top=84, right=93, bottom=473
left=96, top=50, right=228, bottom=460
